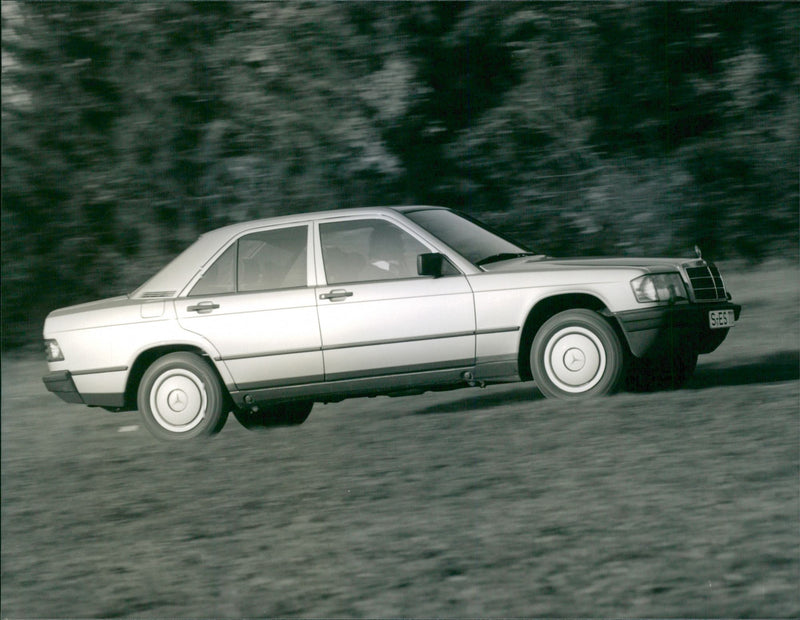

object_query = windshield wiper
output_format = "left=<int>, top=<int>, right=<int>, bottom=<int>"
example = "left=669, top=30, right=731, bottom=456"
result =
left=476, top=252, right=540, bottom=266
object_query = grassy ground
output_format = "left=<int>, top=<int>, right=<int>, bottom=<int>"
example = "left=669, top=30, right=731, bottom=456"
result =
left=2, top=263, right=798, bottom=618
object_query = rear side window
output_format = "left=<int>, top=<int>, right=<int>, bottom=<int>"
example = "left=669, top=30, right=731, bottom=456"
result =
left=237, top=227, right=307, bottom=292
left=189, top=226, right=307, bottom=296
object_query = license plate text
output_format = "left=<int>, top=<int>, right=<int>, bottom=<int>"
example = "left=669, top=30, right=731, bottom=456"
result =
left=709, top=309, right=735, bottom=329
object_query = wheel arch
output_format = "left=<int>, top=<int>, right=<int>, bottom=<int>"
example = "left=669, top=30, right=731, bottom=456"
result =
left=518, top=293, right=627, bottom=380
left=124, top=344, right=229, bottom=410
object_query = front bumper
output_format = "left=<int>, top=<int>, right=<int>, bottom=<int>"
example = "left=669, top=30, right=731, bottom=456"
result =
left=42, top=371, right=84, bottom=404
left=615, top=302, right=742, bottom=358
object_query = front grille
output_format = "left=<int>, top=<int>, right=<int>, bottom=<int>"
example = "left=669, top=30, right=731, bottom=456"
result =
left=685, top=262, right=727, bottom=302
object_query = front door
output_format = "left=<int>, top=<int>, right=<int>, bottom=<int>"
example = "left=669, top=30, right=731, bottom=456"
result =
left=314, top=217, right=476, bottom=382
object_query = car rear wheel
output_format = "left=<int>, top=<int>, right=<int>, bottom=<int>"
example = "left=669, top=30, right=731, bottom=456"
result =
left=233, top=401, right=313, bottom=429
left=138, top=352, right=228, bottom=440
left=531, top=309, right=625, bottom=399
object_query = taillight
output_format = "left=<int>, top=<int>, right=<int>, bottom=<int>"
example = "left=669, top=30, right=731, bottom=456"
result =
left=44, top=339, right=64, bottom=362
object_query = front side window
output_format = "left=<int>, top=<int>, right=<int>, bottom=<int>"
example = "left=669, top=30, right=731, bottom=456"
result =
left=189, top=225, right=307, bottom=296
left=320, top=219, right=430, bottom=284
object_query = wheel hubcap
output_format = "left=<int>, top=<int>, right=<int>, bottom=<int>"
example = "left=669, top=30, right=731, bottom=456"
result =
left=150, top=369, right=207, bottom=432
left=544, top=326, right=606, bottom=393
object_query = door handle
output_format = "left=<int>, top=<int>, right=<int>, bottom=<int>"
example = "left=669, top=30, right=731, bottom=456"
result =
left=187, top=301, right=220, bottom=313
left=319, top=289, right=353, bottom=301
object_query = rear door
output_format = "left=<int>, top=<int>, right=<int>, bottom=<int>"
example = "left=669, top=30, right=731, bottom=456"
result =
left=314, top=216, right=476, bottom=382
left=175, top=223, right=324, bottom=390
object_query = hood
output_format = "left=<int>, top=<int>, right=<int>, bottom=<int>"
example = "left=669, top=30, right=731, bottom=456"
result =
left=481, top=256, right=698, bottom=274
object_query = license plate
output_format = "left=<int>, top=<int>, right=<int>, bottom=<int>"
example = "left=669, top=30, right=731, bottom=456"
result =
left=709, top=309, right=735, bottom=329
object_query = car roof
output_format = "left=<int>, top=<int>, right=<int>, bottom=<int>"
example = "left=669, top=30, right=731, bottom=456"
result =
left=130, top=206, right=448, bottom=298
left=198, top=205, right=447, bottom=237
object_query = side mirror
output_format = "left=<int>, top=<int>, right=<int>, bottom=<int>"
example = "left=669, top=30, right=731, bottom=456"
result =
left=417, top=253, right=445, bottom=278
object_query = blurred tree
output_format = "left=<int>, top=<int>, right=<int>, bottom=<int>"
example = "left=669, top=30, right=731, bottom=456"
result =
left=439, top=2, right=798, bottom=257
left=443, top=5, right=608, bottom=253
left=382, top=2, right=524, bottom=204
left=587, top=2, right=799, bottom=258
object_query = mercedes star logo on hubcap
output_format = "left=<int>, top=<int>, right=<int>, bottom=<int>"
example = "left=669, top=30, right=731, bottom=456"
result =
left=167, top=389, right=187, bottom=411
left=563, top=348, right=586, bottom=372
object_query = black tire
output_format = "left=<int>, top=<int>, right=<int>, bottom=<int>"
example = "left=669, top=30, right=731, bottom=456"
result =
left=626, top=349, right=698, bottom=392
left=233, top=401, right=313, bottom=430
left=530, top=309, right=625, bottom=399
left=137, top=352, right=228, bottom=440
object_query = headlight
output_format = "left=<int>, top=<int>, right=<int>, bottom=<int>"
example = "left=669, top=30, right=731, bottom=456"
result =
left=44, top=339, right=64, bottom=362
left=631, top=273, right=687, bottom=303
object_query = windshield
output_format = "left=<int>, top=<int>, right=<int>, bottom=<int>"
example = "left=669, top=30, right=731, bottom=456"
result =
left=403, top=208, right=536, bottom=266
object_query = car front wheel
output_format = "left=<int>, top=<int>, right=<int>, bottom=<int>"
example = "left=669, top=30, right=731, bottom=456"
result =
left=531, top=309, right=625, bottom=399
left=138, top=352, right=228, bottom=440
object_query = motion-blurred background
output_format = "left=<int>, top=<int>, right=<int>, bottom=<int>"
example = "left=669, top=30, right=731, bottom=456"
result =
left=2, top=2, right=798, bottom=349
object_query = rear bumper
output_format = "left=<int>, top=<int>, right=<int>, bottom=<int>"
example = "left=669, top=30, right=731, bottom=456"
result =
left=43, top=371, right=126, bottom=409
left=615, top=302, right=742, bottom=358
left=43, top=371, right=84, bottom=404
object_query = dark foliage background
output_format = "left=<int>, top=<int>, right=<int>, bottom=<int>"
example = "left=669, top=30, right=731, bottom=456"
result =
left=2, top=1, right=798, bottom=349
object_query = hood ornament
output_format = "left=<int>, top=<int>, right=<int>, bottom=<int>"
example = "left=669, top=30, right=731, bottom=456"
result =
left=694, top=245, right=702, bottom=259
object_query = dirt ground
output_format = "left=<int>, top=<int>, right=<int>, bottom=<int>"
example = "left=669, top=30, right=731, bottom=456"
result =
left=2, top=263, right=798, bottom=618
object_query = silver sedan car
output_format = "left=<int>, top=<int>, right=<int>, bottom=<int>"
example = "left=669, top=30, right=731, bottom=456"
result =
left=43, top=206, right=740, bottom=440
